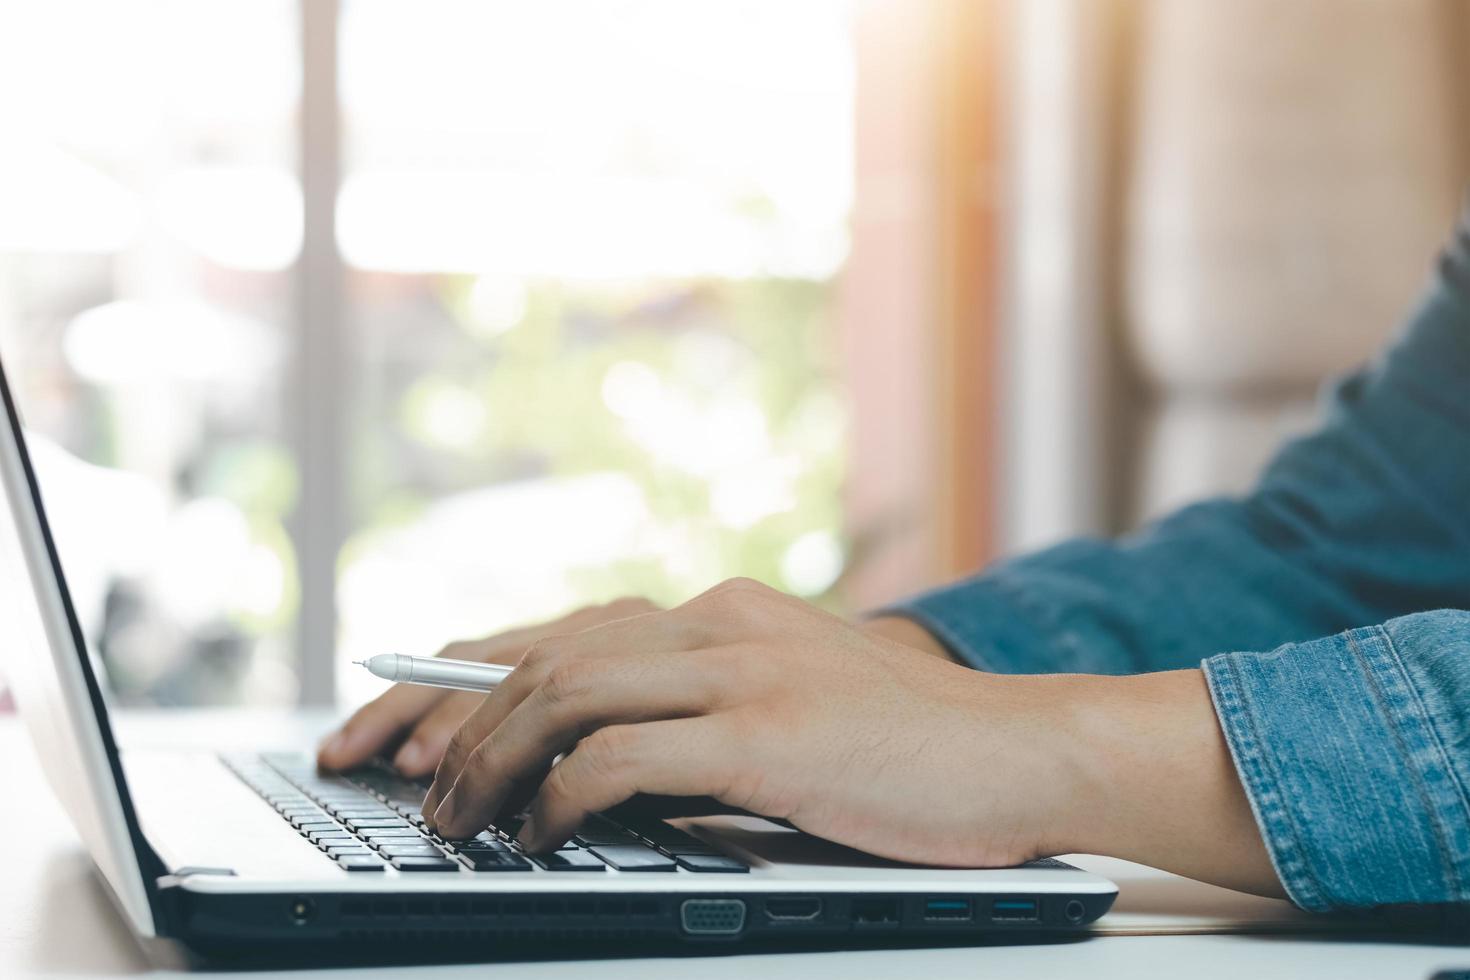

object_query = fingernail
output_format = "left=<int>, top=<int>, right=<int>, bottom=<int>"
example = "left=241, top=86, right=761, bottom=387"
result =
left=516, top=815, right=538, bottom=850
left=433, top=789, right=459, bottom=834
left=393, top=741, right=424, bottom=773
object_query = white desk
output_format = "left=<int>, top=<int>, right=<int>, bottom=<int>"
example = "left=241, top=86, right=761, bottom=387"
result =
left=4, top=711, right=1465, bottom=979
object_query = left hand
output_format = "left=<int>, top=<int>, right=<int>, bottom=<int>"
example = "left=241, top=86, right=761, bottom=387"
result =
left=421, top=577, right=1084, bottom=866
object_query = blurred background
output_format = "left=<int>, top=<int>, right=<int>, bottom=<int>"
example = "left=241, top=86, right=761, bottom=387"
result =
left=0, top=0, right=1466, bottom=710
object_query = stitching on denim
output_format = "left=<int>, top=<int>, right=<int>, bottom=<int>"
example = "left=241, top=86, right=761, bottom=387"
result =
left=1203, top=655, right=1328, bottom=910
left=1373, top=623, right=1470, bottom=899
left=1347, top=628, right=1464, bottom=900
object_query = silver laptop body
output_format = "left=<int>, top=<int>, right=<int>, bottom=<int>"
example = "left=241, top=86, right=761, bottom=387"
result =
left=0, top=351, right=1116, bottom=954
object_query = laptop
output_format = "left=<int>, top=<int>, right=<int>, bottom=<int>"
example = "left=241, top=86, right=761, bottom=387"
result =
left=0, top=349, right=1117, bottom=955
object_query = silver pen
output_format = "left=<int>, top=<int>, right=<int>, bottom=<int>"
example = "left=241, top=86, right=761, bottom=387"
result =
left=354, top=654, right=513, bottom=693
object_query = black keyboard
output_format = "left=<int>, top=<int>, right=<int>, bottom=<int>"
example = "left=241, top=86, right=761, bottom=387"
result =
left=223, top=753, right=749, bottom=875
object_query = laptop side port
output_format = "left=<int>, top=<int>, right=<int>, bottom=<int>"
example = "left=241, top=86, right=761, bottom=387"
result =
left=765, top=897, right=823, bottom=921
left=922, top=897, right=972, bottom=921
left=850, top=898, right=901, bottom=927
left=680, top=899, right=747, bottom=936
left=990, top=898, right=1039, bottom=922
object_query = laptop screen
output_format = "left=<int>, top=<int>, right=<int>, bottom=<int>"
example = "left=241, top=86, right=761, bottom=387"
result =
left=0, top=351, right=163, bottom=936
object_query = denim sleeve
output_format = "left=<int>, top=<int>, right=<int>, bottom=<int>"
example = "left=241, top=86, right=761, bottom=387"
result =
left=1204, top=610, right=1470, bottom=911
left=885, top=209, right=1470, bottom=675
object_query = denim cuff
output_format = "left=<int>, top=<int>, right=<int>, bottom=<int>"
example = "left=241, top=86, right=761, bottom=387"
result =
left=1203, top=618, right=1470, bottom=912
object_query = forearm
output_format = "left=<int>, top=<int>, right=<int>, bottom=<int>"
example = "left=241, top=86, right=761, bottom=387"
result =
left=869, top=614, right=1284, bottom=895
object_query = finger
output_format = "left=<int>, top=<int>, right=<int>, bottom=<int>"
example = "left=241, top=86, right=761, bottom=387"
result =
left=421, top=610, right=703, bottom=819
left=317, top=683, right=447, bottom=771
left=519, top=718, right=734, bottom=851
left=390, top=690, right=485, bottom=778
left=317, top=626, right=547, bottom=773
left=429, top=650, right=731, bottom=839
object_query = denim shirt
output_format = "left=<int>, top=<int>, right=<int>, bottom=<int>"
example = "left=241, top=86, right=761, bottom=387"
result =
left=889, top=207, right=1470, bottom=913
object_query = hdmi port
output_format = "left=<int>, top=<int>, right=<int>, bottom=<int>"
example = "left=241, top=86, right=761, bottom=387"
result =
left=765, top=897, right=823, bottom=921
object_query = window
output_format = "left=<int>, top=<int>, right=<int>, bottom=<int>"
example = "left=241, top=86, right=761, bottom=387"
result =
left=0, top=1, right=302, bottom=705
left=0, top=0, right=856, bottom=707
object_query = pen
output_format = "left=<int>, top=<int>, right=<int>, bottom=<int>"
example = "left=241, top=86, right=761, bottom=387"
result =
left=354, top=654, right=513, bottom=693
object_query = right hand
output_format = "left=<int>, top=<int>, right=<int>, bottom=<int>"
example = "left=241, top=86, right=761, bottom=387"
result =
left=315, top=598, right=659, bottom=778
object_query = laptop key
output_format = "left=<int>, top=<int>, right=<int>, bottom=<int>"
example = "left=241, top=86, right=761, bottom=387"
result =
left=531, top=850, right=607, bottom=872
left=359, top=829, right=427, bottom=841
left=574, top=830, right=640, bottom=846
left=493, top=815, right=526, bottom=838
left=378, top=844, right=445, bottom=858
left=308, top=831, right=356, bottom=843
left=391, top=857, right=461, bottom=872
left=346, top=818, right=412, bottom=831
left=326, top=845, right=375, bottom=857
left=461, top=851, right=534, bottom=872
left=453, top=839, right=511, bottom=852
left=630, top=822, right=719, bottom=854
left=328, top=807, right=399, bottom=819
left=338, top=856, right=386, bottom=872
left=294, top=821, right=341, bottom=834
left=587, top=845, right=677, bottom=872
left=674, top=854, right=749, bottom=873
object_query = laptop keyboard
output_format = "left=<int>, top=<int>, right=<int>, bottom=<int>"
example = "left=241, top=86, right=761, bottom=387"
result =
left=223, top=753, right=749, bottom=875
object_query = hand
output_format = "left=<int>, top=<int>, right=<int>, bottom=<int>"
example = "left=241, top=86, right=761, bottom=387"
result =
left=421, top=577, right=1085, bottom=866
left=316, top=598, right=658, bottom=777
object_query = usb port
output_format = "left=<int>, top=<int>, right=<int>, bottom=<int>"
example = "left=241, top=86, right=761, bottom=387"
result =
left=990, top=899, right=1039, bottom=922
left=922, top=898, right=972, bottom=921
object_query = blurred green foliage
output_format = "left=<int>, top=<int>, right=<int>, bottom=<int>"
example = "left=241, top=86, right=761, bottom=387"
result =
left=355, top=274, right=848, bottom=615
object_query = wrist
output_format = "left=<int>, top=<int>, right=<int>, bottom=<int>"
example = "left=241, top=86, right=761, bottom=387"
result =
left=861, top=615, right=958, bottom=663
left=1041, top=669, right=1283, bottom=896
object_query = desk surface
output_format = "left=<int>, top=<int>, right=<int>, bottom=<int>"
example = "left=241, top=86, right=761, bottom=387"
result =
left=3, top=711, right=1464, bottom=979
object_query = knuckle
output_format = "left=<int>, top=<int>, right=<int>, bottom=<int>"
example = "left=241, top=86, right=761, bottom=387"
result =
left=541, top=662, right=591, bottom=705
left=457, top=736, right=500, bottom=786
left=541, top=758, right=576, bottom=805
left=700, top=579, right=770, bottom=621
left=606, top=596, right=656, bottom=617
left=519, top=636, right=562, bottom=671
left=580, top=726, right=637, bottom=778
left=442, top=726, right=476, bottom=765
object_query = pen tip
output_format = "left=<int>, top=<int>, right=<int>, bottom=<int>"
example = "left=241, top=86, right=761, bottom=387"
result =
left=352, top=660, right=367, bottom=666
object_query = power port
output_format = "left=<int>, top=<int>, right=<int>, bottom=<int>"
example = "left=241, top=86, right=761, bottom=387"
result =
left=287, top=896, right=316, bottom=926
left=851, top=898, right=901, bottom=927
